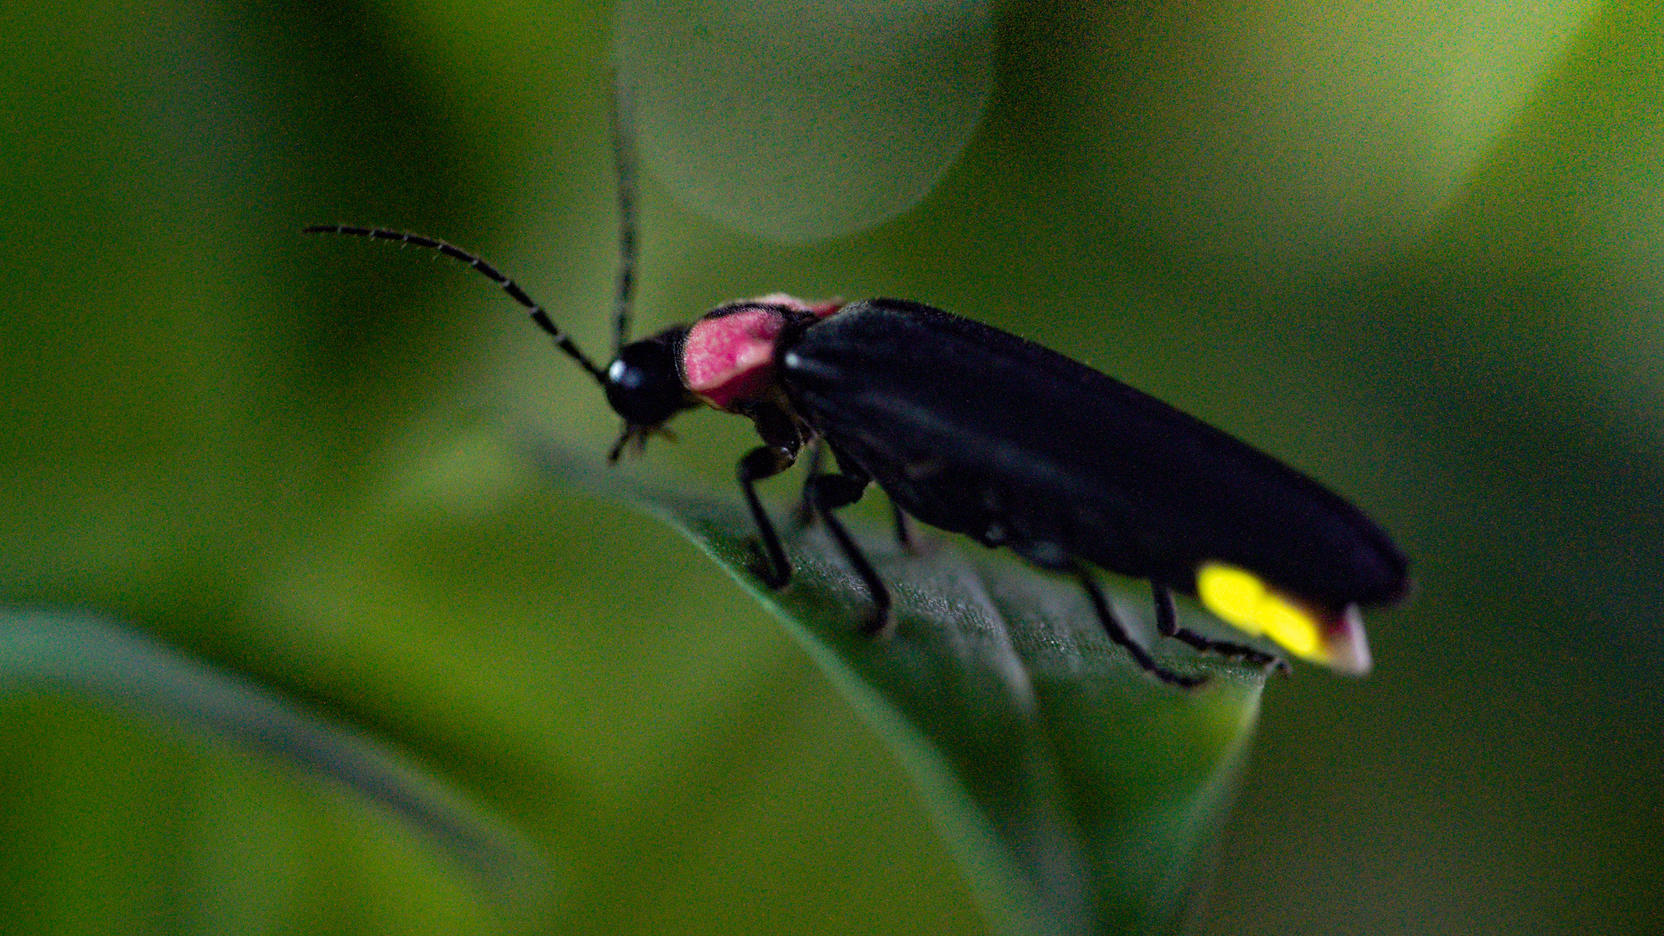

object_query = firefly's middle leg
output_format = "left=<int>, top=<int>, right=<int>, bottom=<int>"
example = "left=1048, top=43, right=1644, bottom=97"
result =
left=802, top=469, right=891, bottom=636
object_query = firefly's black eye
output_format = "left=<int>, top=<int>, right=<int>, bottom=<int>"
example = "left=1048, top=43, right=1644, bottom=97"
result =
left=604, top=330, right=692, bottom=428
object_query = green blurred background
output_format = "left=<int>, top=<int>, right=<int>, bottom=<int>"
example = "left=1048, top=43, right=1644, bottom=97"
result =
left=3, top=0, right=1661, bottom=933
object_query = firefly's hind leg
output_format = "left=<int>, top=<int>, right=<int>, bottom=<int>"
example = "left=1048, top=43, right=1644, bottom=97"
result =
left=802, top=470, right=892, bottom=636
left=738, top=445, right=799, bottom=589
left=1074, top=566, right=1205, bottom=688
left=1150, top=583, right=1288, bottom=673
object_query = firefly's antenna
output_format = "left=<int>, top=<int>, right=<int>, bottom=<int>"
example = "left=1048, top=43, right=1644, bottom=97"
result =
left=609, top=76, right=640, bottom=354
left=301, top=224, right=609, bottom=385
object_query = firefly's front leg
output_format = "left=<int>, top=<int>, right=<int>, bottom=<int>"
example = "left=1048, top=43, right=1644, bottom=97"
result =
left=737, top=445, right=799, bottom=589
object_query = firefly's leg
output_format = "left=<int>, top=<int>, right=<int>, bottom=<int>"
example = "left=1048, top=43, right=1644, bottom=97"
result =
left=1150, top=583, right=1288, bottom=673
left=799, top=443, right=912, bottom=551
left=1074, top=567, right=1205, bottom=688
left=891, top=504, right=914, bottom=551
left=791, top=440, right=827, bottom=528
left=738, top=445, right=798, bottom=589
left=803, top=471, right=892, bottom=636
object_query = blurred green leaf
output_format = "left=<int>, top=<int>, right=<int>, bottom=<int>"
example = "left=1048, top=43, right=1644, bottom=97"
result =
left=0, top=609, right=551, bottom=912
left=542, top=446, right=1264, bottom=936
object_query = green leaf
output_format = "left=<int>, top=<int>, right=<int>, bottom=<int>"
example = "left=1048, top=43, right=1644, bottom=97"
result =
left=540, top=446, right=1266, bottom=936
left=0, top=609, right=551, bottom=912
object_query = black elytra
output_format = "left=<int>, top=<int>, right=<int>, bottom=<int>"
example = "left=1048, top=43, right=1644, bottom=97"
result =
left=305, top=97, right=1407, bottom=689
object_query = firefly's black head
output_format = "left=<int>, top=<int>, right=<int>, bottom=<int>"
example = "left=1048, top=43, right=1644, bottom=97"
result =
left=603, top=326, right=697, bottom=460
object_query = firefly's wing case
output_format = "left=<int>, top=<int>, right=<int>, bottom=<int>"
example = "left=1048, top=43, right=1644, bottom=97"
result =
left=781, top=299, right=1406, bottom=607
